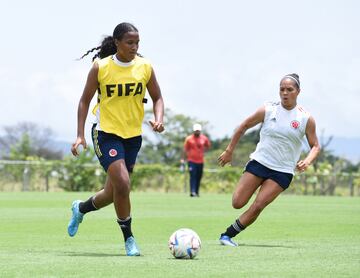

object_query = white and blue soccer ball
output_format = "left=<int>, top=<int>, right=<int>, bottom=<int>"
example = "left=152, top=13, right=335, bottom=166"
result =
left=168, top=228, right=201, bottom=259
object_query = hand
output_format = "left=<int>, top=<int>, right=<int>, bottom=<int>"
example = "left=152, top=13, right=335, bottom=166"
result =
left=71, top=136, right=87, bottom=156
left=296, top=160, right=310, bottom=172
left=149, top=120, right=165, bottom=133
left=218, top=150, right=232, bottom=167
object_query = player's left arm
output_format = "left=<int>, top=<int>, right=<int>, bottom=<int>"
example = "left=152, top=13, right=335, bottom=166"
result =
left=296, top=116, right=321, bottom=172
left=147, top=68, right=164, bottom=133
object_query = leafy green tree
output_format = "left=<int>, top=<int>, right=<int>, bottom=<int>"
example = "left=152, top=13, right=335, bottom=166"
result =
left=139, top=109, right=261, bottom=167
left=206, top=129, right=260, bottom=167
left=0, top=122, right=62, bottom=160
left=139, top=108, right=210, bottom=165
left=3, top=133, right=48, bottom=186
left=0, top=122, right=62, bottom=187
left=9, top=133, right=32, bottom=160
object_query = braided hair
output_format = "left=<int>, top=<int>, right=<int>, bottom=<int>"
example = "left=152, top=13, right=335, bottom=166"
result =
left=78, top=22, right=139, bottom=61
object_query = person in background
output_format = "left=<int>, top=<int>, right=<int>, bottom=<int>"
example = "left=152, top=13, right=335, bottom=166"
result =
left=183, top=123, right=211, bottom=197
left=67, top=22, right=164, bottom=256
left=218, top=73, right=320, bottom=246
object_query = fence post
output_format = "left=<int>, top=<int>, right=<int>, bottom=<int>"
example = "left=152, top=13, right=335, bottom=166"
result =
left=22, top=165, right=30, bottom=191
left=349, top=174, right=354, bottom=197
left=301, top=174, right=308, bottom=195
left=180, top=161, right=187, bottom=193
left=45, top=173, right=49, bottom=192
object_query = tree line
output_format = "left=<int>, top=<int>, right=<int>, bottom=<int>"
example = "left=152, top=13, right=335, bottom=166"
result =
left=0, top=109, right=359, bottom=194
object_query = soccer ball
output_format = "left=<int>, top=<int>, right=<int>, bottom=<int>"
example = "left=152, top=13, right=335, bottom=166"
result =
left=168, top=228, right=201, bottom=259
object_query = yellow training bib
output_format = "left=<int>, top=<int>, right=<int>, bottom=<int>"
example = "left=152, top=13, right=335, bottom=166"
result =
left=93, top=55, right=152, bottom=138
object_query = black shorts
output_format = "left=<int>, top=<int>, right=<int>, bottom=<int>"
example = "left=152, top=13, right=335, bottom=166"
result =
left=245, top=160, right=293, bottom=190
left=91, top=124, right=142, bottom=173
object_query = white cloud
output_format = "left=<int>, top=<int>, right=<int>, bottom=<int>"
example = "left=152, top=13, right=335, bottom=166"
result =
left=1, top=0, right=360, bottom=142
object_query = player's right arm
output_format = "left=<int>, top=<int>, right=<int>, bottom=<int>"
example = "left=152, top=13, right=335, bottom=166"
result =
left=71, top=63, right=99, bottom=156
left=181, top=137, right=189, bottom=162
left=218, top=106, right=265, bottom=167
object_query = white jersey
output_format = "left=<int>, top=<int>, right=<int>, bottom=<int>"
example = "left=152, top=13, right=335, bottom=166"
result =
left=250, top=102, right=310, bottom=174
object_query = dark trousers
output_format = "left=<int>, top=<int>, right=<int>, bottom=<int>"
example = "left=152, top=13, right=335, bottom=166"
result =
left=188, top=161, right=204, bottom=195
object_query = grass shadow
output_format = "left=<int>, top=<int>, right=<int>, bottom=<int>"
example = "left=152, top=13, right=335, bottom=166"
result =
left=238, top=243, right=296, bottom=249
left=62, top=251, right=126, bottom=257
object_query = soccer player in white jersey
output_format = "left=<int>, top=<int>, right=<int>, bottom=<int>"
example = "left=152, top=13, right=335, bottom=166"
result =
left=218, top=73, right=321, bottom=247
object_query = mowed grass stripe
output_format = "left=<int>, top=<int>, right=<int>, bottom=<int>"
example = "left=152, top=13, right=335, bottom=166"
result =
left=0, top=192, right=359, bottom=277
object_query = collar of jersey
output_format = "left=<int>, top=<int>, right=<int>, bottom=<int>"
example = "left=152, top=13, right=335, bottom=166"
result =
left=270, top=103, right=298, bottom=121
left=112, top=55, right=135, bottom=67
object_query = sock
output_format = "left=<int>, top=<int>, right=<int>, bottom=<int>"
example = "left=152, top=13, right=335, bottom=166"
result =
left=221, top=219, right=246, bottom=238
left=117, top=216, right=133, bottom=241
left=79, top=196, right=98, bottom=214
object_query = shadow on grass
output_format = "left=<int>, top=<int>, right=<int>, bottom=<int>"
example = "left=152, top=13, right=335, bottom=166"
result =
left=62, top=251, right=127, bottom=257
left=238, top=243, right=296, bottom=249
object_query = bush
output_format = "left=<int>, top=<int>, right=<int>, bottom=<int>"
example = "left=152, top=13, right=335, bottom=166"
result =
left=131, top=164, right=241, bottom=193
left=56, top=149, right=105, bottom=192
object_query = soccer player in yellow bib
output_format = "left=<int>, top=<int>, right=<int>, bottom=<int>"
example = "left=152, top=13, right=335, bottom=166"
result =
left=67, top=22, right=164, bottom=256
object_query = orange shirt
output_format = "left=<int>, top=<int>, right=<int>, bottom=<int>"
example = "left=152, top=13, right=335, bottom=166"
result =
left=184, top=134, right=211, bottom=163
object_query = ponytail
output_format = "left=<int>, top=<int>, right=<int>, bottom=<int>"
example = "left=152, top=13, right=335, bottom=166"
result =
left=78, top=22, right=139, bottom=61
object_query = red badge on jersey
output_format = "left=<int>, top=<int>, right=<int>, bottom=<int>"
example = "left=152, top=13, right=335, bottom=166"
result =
left=109, top=149, right=117, bottom=157
left=291, top=120, right=300, bottom=129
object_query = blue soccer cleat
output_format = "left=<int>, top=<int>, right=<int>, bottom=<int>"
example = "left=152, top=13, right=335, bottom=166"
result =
left=67, top=200, right=84, bottom=237
left=125, top=236, right=140, bottom=256
left=219, top=235, right=238, bottom=247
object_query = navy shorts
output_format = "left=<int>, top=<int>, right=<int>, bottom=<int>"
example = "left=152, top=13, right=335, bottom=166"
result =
left=245, top=160, right=293, bottom=190
left=91, top=124, right=142, bottom=173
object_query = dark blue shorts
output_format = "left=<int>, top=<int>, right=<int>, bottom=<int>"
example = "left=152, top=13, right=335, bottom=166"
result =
left=91, top=124, right=142, bottom=173
left=245, top=160, right=293, bottom=190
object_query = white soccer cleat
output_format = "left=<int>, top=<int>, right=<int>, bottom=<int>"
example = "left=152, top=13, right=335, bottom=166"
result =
left=219, top=235, right=238, bottom=247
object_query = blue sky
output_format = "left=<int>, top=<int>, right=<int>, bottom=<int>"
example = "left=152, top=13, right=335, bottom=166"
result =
left=1, top=0, right=359, bottom=143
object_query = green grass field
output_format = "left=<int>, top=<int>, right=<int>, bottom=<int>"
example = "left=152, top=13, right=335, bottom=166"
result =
left=0, top=192, right=359, bottom=278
